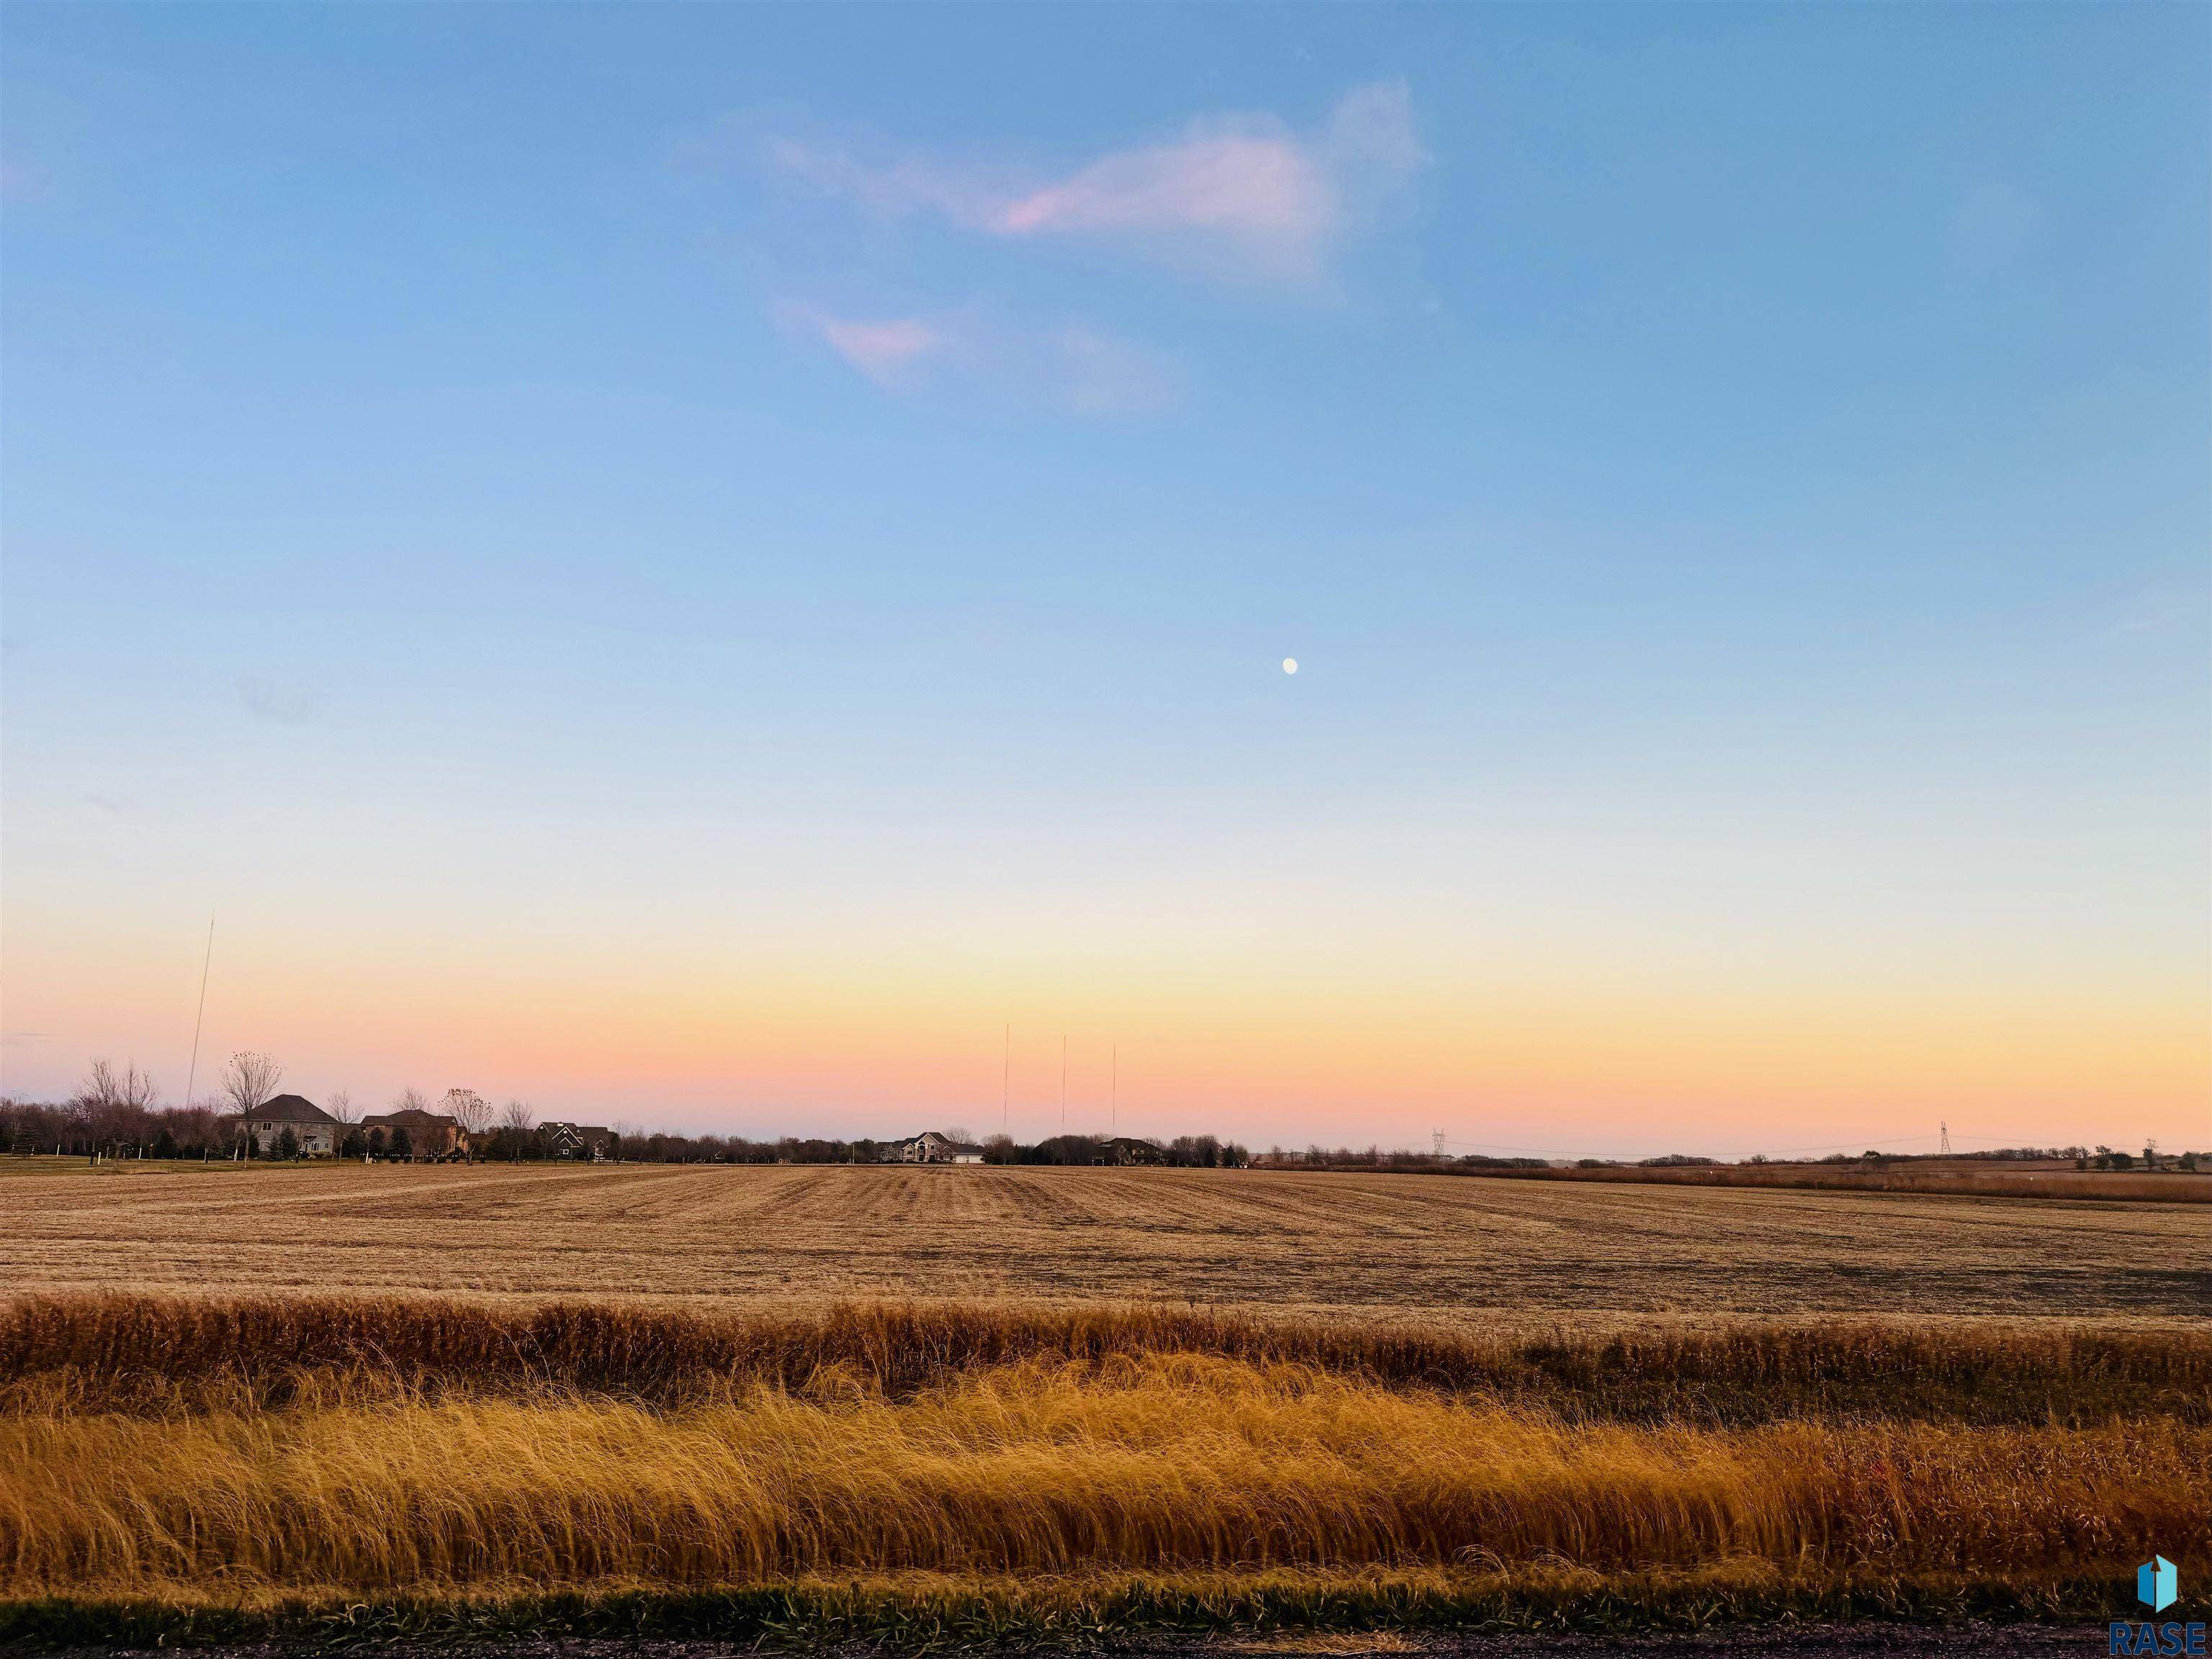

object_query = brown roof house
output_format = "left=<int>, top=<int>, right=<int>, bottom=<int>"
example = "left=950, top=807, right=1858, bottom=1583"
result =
left=1102, top=1136, right=1169, bottom=1166
left=888, top=1131, right=986, bottom=1164
left=360, top=1107, right=469, bottom=1161
left=235, top=1094, right=339, bottom=1157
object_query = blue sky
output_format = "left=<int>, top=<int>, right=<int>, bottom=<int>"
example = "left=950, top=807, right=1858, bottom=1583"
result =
left=4, top=4, right=2206, bottom=1151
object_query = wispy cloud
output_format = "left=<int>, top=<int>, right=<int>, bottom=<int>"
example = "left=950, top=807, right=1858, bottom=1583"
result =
left=238, top=675, right=321, bottom=724
left=770, top=81, right=1424, bottom=282
left=781, top=303, right=1179, bottom=417
left=804, top=311, right=945, bottom=387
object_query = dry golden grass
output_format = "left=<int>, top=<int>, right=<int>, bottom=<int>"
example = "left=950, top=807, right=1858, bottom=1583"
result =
left=6, top=1351, right=2203, bottom=1599
left=6, top=1294, right=2206, bottom=1424
left=1, top=1295, right=2201, bottom=1637
left=3, top=1159, right=2203, bottom=1321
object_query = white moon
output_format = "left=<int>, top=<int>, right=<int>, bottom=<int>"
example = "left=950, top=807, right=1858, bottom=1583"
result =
left=1282, top=657, right=1298, bottom=675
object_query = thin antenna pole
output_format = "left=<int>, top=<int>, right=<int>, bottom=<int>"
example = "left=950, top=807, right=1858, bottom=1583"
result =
left=1111, top=1044, right=1117, bottom=1135
left=1002, top=1025, right=1010, bottom=1136
left=1060, top=1035, right=1066, bottom=1134
left=182, top=913, right=215, bottom=1111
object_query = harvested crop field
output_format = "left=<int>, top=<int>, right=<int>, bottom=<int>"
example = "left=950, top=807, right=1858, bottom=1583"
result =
left=1, top=1159, right=2204, bottom=1321
left=4, top=1161, right=2206, bottom=1646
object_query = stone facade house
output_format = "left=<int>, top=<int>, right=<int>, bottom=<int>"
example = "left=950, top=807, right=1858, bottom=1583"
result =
left=888, top=1131, right=986, bottom=1164
left=235, top=1094, right=339, bottom=1157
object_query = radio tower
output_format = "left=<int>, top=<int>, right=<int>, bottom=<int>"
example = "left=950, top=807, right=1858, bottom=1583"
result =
left=1939, top=1121, right=1951, bottom=1156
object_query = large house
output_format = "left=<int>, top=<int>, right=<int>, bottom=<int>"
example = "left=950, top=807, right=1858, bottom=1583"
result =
left=1101, top=1136, right=1169, bottom=1166
left=235, top=1094, right=339, bottom=1156
left=359, top=1107, right=468, bottom=1161
left=541, top=1121, right=614, bottom=1161
left=888, top=1130, right=986, bottom=1164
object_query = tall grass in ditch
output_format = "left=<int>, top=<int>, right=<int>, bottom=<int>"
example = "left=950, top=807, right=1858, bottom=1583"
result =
left=6, top=1294, right=2206, bottom=1423
left=4, top=1354, right=2203, bottom=1599
left=1, top=1295, right=2203, bottom=1622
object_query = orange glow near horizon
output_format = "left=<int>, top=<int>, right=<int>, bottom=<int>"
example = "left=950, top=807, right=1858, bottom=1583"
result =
left=9, top=902, right=2205, bottom=1156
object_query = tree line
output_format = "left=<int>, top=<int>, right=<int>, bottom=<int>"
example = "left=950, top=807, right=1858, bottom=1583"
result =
left=0, top=1054, right=1258, bottom=1167
left=6, top=1053, right=2192, bottom=1173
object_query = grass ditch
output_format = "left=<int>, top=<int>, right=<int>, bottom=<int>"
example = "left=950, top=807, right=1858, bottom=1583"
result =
left=1, top=1295, right=2201, bottom=1645
left=5, top=1293, right=2207, bottom=1424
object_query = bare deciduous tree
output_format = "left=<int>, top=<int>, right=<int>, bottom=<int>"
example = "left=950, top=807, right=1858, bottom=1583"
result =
left=76, top=1059, right=160, bottom=1156
left=392, top=1087, right=431, bottom=1114
left=498, top=1099, right=536, bottom=1164
left=327, top=1089, right=359, bottom=1126
left=220, top=1052, right=282, bottom=1115
left=444, top=1089, right=490, bottom=1134
left=442, top=1089, right=490, bottom=1161
left=78, top=1058, right=156, bottom=1111
left=79, top=1059, right=123, bottom=1111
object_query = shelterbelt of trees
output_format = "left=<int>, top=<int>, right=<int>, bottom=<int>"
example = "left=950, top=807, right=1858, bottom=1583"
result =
left=0, top=1093, right=1253, bottom=1170
left=3, top=1056, right=2195, bottom=1178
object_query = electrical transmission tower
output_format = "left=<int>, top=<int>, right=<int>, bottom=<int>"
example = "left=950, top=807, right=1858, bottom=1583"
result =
left=1938, top=1121, right=1951, bottom=1156
left=1432, top=1129, right=1446, bottom=1156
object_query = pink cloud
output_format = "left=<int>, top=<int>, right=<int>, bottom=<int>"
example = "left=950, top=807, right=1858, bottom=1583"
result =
left=993, top=130, right=1334, bottom=245
left=780, top=302, right=1179, bottom=417
left=819, top=317, right=941, bottom=381
left=771, top=81, right=1423, bottom=282
left=781, top=306, right=945, bottom=387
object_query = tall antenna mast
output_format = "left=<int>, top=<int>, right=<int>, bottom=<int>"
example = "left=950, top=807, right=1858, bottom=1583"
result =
left=1111, top=1044, right=1117, bottom=1135
left=182, top=912, right=215, bottom=1111
left=1060, top=1034, right=1066, bottom=1134
left=1002, top=1025, right=1010, bottom=1136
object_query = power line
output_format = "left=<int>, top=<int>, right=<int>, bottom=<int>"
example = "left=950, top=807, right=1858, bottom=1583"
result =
left=181, top=913, right=215, bottom=1111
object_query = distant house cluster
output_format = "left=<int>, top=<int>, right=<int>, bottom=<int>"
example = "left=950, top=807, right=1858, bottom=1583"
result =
left=227, top=1107, right=1192, bottom=1170
left=231, top=1096, right=611, bottom=1161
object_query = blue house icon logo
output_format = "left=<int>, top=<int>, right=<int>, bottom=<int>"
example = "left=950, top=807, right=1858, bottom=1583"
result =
left=2139, top=1555, right=2178, bottom=1614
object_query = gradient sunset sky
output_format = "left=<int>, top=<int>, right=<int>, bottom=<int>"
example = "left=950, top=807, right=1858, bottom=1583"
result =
left=4, top=5, right=2207, bottom=1156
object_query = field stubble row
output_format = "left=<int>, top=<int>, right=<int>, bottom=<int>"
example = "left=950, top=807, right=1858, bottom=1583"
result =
left=2, top=1159, right=2203, bottom=1319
